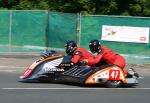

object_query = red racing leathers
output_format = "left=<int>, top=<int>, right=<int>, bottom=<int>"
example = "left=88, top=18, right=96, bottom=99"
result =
left=71, top=47, right=94, bottom=64
left=87, top=45, right=126, bottom=69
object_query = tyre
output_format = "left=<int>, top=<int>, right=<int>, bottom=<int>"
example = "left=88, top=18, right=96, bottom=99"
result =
left=105, top=80, right=122, bottom=88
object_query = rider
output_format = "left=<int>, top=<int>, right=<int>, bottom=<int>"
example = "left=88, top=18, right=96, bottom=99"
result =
left=84, top=39, right=126, bottom=69
left=63, top=40, right=94, bottom=66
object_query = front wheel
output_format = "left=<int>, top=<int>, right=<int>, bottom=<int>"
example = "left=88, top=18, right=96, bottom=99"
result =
left=105, top=80, right=122, bottom=88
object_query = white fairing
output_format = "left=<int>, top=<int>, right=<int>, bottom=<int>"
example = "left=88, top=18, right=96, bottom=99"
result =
left=94, top=70, right=110, bottom=83
left=43, top=58, right=64, bottom=72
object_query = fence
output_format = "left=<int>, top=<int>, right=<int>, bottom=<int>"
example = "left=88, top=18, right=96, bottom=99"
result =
left=80, top=15, right=150, bottom=64
left=0, top=10, right=48, bottom=52
left=0, top=10, right=150, bottom=64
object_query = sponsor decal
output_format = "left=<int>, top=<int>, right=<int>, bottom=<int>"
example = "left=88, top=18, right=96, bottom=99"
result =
left=45, top=67, right=64, bottom=72
left=22, top=68, right=33, bottom=77
left=102, top=25, right=149, bottom=43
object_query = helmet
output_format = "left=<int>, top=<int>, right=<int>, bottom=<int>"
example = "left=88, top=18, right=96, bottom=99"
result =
left=89, top=39, right=101, bottom=53
left=65, top=40, right=77, bottom=54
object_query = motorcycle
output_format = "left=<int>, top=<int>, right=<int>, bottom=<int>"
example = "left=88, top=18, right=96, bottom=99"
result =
left=19, top=50, right=139, bottom=88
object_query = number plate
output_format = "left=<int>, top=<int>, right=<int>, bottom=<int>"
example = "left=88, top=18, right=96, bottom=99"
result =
left=109, top=70, right=120, bottom=80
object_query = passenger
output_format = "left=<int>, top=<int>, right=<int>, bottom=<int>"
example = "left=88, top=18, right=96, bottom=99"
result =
left=83, top=39, right=126, bottom=69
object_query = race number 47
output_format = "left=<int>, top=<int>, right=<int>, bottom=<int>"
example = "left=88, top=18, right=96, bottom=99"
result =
left=109, top=70, right=120, bottom=80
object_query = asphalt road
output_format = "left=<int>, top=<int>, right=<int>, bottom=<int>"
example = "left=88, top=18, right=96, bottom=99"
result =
left=0, top=57, right=150, bottom=103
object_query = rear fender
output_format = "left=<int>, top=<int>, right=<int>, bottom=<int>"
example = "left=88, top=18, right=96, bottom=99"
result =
left=85, top=66, right=127, bottom=84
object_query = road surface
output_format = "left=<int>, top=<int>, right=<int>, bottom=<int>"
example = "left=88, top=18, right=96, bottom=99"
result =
left=0, top=57, right=150, bottom=103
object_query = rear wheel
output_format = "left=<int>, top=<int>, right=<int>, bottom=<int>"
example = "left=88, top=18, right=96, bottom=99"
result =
left=105, top=80, right=122, bottom=88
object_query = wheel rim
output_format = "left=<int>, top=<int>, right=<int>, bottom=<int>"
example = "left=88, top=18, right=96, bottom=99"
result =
left=110, top=80, right=121, bottom=85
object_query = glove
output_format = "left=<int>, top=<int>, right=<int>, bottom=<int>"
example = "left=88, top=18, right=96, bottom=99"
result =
left=80, top=59, right=88, bottom=65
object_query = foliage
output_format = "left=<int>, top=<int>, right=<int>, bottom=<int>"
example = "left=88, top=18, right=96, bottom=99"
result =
left=0, top=0, right=150, bottom=16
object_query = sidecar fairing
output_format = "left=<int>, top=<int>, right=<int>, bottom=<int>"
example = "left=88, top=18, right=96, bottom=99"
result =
left=19, top=55, right=64, bottom=82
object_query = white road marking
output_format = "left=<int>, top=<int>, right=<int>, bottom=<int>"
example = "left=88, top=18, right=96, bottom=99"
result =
left=2, top=88, right=150, bottom=90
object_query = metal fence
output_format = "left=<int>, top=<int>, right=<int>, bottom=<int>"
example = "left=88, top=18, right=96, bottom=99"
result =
left=0, top=10, right=150, bottom=64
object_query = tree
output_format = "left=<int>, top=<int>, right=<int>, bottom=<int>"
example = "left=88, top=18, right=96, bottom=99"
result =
left=143, top=0, right=150, bottom=16
left=13, top=0, right=49, bottom=10
left=0, top=0, right=150, bottom=16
